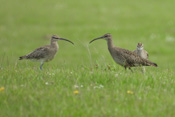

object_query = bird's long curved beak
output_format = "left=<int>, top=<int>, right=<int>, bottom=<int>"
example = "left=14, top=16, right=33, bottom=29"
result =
left=58, top=38, right=74, bottom=45
left=89, top=36, right=105, bottom=44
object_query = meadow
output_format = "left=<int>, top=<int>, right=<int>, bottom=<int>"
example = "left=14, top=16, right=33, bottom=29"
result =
left=0, top=0, right=175, bottom=116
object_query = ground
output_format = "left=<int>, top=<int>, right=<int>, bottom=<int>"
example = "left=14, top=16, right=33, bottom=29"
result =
left=0, top=0, right=175, bottom=116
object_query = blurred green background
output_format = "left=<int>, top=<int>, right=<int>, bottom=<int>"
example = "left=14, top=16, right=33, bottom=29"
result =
left=0, top=0, right=175, bottom=69
left=0, top=0, right=175, bottom=116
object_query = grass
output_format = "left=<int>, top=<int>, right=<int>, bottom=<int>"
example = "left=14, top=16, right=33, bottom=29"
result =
left=0, top=0, right=175, bottom=116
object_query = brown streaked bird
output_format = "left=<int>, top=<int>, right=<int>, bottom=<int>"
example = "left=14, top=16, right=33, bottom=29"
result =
left=133, top=43, right=148, bottom=60
left=89, top=33, right=157, bottom=72
left=133, top=42, right=149, bottom=73
left=19, top=35, right=74, bottom=70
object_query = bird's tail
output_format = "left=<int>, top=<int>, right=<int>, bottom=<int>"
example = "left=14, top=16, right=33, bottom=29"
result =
left=144, top=59, right=158, bottom=67
left=19, top=56, right=27, bottom=60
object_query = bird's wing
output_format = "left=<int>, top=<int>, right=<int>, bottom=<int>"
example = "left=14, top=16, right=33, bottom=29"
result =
left=145, top=50, right=149, bottom=59
left=116, top=47, right=143, bottom=67
left=133, top=49, right=137, bottom=53
left=26, top=46, right=50, bottom=59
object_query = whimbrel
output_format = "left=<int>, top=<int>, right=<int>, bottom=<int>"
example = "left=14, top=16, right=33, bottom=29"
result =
left=19, top=35, right=74, bottom=70
left=89, top=33, right=157, bottom=71
left=133, top=42, right=149, bottom=72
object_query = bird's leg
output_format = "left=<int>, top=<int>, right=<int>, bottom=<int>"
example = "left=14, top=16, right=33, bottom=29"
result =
left=40, top=62, right=44, bottom=70
left=124, top=61, right=128, bottom=71
left=124, top=65, right=128, bottom=72
left=139, top=64, right=145, bottom=73
left=142, top=67, right=145, bottom=73
left=124, top=66, right=127, bottom=70
left=129, top=67, right=133, bottom=72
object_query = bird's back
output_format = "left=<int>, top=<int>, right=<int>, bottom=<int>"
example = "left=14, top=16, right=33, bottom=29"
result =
left=109, top=47, right=156, bottom=67
left=19, top=45, right=58, bottom=62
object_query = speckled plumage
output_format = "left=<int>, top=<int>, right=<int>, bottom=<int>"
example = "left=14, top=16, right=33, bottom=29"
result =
left=19, top=35, right=74, bottom=70
left=90, top=33, right=157, bottom=71
left=21, top=44, right=58, bottom=62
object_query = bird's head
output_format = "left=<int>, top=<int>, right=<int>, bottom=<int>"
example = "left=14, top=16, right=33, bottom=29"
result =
left=52, top=35, right=60, bottom=40
left=51, top=35, right=74, bottom=45
left=137, top=43, right=143, bottom=50
left=89, top=33, right=112, bottom=44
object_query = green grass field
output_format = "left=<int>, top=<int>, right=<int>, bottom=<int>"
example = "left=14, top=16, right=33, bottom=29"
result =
left=0, top=0, right=175, bottom=116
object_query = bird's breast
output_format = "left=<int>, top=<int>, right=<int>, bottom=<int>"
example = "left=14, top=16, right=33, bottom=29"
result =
left=113, top=56, right=125, bottom=66
left=108, top=48, right=125, bottom=66
left=137, top=50, right=148, bottom=59
left=44, top=47, right=58, bottom=62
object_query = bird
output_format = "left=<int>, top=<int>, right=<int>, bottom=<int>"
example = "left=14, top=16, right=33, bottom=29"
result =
left=133, top=43, right=148, bottom=60
left=19, top=35, right=74, bottom=70
left=89, top=33, right=157, bottom=72
left=133, top=42, right=149, bottom=73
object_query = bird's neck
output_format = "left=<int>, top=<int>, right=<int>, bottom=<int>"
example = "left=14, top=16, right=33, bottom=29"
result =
left=107, top=38, right=114, bottom=50
left=51, top=41, right=59, bottom=50
left=137, top=47, right=143, bottom=52
left=137, top=47, right=143, bottom=50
